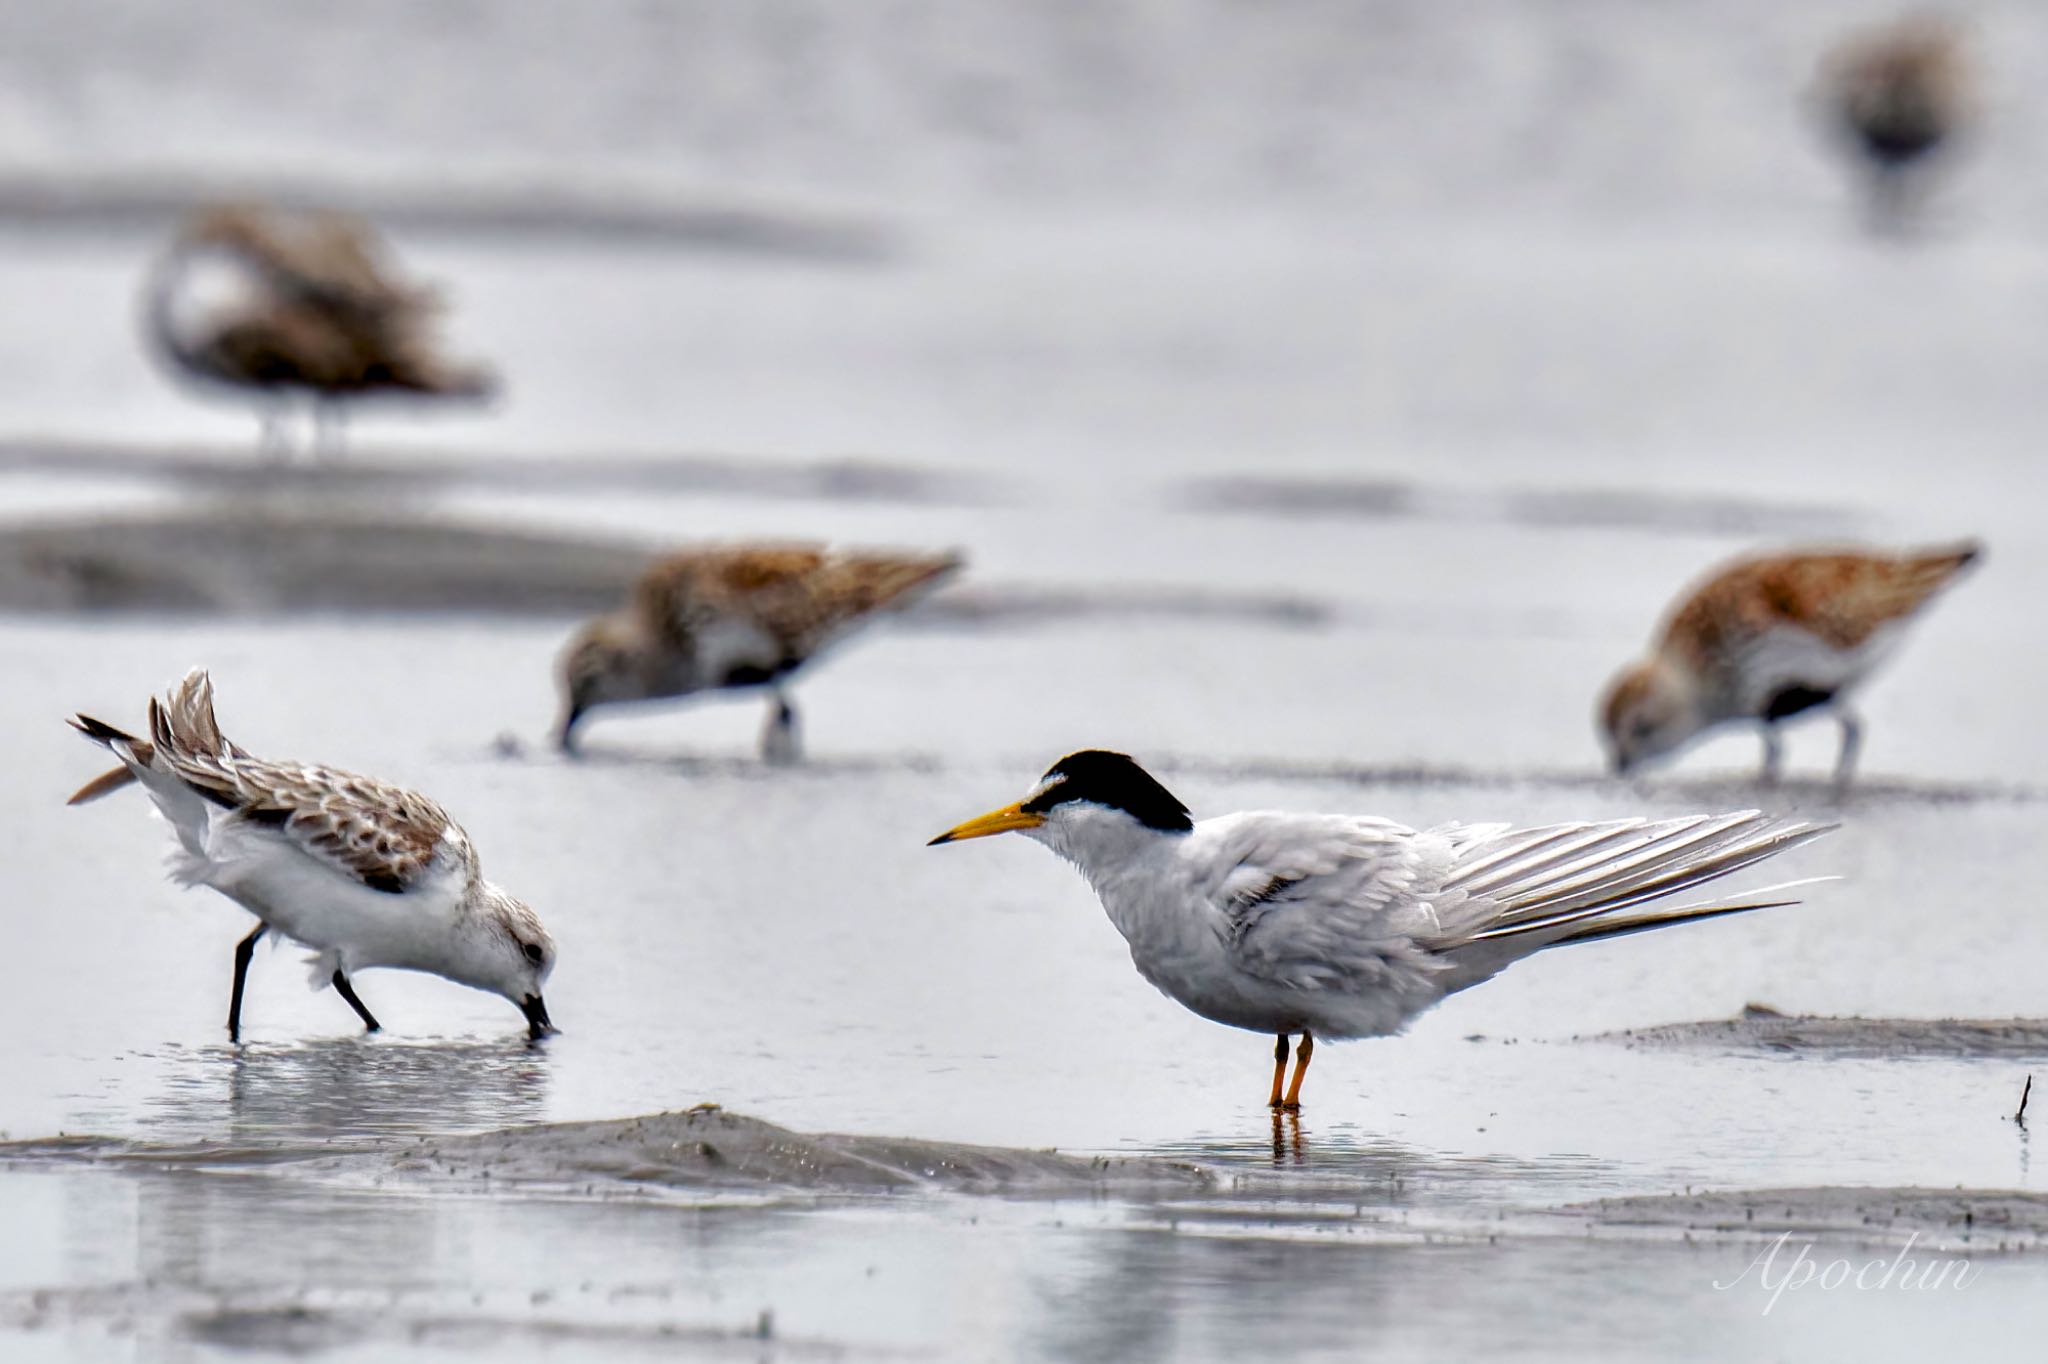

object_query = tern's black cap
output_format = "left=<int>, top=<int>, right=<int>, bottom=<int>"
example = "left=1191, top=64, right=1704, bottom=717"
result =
left=1023, top=750, right=1193, bottom=833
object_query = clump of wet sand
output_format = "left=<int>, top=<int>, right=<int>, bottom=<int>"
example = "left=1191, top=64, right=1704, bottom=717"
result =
left=1586, top=1004, right=2048, bottom=1059
left=0, top=1104, right=1212, bottom=1200
left=388, top=1103, right=1213, bottom=1196
left=9, top=1103, right=2048, bottom=1257
left=1551, top=1187, right=2048, bottom=1251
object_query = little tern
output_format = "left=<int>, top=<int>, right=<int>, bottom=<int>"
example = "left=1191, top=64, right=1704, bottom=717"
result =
left=932, top=750, right=1830, bottom=1108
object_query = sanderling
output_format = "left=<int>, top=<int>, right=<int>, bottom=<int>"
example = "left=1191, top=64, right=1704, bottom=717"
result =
left=931, top=750, right=1830, bottom=1109
left=1817, top=15, right=1972, bottom=226
left=144, top=203, right=494, bottom=459
left=1601, top=542, right=1981, bottom=785
left=557, top=543, right=963, bottom=762
left=69, top=669, right=555, bottom=1042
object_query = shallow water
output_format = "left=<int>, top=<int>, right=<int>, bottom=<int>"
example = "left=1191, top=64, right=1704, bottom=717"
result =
left=6, top=0, right=2048, bottom=1357
left=4, top=594, right=2046, bottom=1358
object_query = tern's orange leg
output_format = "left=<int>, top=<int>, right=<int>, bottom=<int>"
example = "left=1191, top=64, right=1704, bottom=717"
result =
left=1280, top=1032, right=1314, bottom=1110
left=1267, top=1034, right=1289, bottom=1108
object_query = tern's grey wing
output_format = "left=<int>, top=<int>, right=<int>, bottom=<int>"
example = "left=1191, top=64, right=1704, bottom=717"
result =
left=1419, top=811, right=1832, bottom=965
left=1198, top=813, right=1450, bottom=990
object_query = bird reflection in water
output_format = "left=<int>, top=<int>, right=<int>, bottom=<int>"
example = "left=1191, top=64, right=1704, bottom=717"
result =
left=145, top=1037, right=551, bottom=1147
left=1271, top=1110, right=1305, bottom=1166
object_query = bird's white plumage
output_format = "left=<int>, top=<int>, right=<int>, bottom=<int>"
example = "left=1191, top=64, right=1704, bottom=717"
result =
left=153, top=246, right=269, bottom=356
left=169, top=814, right=473, bottom=987
left=1725, top=623, right=1904, bottom=718
left=70, top=670, right=555, bottom=1035
left=1016, top=789, right=1828, bottom=1041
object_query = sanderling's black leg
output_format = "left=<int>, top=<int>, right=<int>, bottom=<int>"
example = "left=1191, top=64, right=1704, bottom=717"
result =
left=331, top=970, right=382, bottom=1033
left=227, top=923, right=266, bottom=1042
left=1758, top=725, right=1785, bottom=786
left=761, top=691, right=801, bottom=765
left=1833, top=710, right=1864, bottom=790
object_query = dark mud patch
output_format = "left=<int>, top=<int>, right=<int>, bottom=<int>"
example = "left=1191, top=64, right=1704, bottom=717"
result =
left=0, top=504, right=1337, bottom=626
left=0, top=1283, right=854, bottom=1359
left=1181, top=474, right=1865, bottom=538
left=1150, top=755, right=2042, bottom=809
left=1551, top=1186, right=2048, bottom=1250
left=391, top=1105, right=1212, bottom=1197
left=0, top=506, right=651, bottom=614
left=0, top=1104, right=1213, bottom=1201
left=924, top=582, right=1330, bottom=629
left=0, top=439, right=997, bottom=506
left=0, top=172, right=901, bottom=261
left=1588, top=1006, right=2048, bottom=1059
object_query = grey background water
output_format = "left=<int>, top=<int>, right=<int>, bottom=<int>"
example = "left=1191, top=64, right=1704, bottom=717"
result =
left=2, top=2, right=2046, bottom=1359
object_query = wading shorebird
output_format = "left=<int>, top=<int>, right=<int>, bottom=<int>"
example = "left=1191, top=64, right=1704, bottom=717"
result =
left=931, top=751, right=1830, bottom=1109
left=1601, top=542, right=1981, bottom=786
left=68, top=669, right=556, bottom=1042
left=557, top=543, right=963, bottom=762
left=1818, top=16, right=1973, bottom=227
left=144, top=203, right=495, bottom=458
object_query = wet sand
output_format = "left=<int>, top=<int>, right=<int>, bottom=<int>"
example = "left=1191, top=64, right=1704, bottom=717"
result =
left=1557, top=1187, right=2048, bottom=1251
left=0, top=502, right=1333, bottom=627
left=6, top=2, right=2048, bottom=1354
left=0, top=1104, right=1213, bottom=1201
left=4, top=1095, right=2045, bottom=1357
left=1592, top=1006, right=2048, bottom=1060
left=13, top=1096, right=2048, bottom=1249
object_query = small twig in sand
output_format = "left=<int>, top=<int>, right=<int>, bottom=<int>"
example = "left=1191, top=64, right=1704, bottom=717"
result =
left=2016, top=1075, right=2033, bottom=1127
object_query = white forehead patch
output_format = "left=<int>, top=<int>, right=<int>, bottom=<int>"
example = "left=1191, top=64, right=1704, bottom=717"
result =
left=1024, top=774, right=1068, bottom=804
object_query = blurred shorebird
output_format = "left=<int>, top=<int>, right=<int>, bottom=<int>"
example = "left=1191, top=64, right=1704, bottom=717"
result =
left=557, top=543, right=963, bottom=762
left=1818, top=16, right=1973, bottom=229
left=1601, top=542, right=1981, bottom=786
left=68, top=669, right=556, bottom=1042
left=932, top=750, right=1830, bottom=1109
left=144, top=204, right=495, bottom=459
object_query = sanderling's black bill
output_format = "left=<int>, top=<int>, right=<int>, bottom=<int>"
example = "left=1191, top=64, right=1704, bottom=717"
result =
left=521, top=994, right=556, bottom=1040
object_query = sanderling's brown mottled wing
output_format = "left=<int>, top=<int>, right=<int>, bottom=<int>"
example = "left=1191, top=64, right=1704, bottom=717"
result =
left=637, top=545, right=962, bottom=659
left=202, top=205, right=435, bottom=323
left=1823, top=16, right=1972, bottom=160
left=179, top=205, right=490, bottom=399
left=187, top=758, right=457, bottom=895
left=137, top=673, right=457, bottom=895
left=1662, top=545, right=1978, bottom=665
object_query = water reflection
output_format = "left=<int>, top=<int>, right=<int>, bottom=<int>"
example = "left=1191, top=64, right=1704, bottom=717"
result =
left=1027, top=1221, right=1428, bottom=1364
left=135, top=1037, right=551, bottom=1147
left=1140, top=1115, right=1617, bottom=1213
left=1271, top=1111, right=1302, bottom=1166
